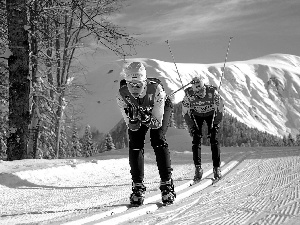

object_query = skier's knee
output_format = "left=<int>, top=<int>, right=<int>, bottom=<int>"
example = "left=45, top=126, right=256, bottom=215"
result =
left=192, top=135, right=202, bottom=145
left=152, top=142, right=168, bottom=150
left=210, top=137, right=219, bottom=145
left=129, top=141, right=144, bottom=150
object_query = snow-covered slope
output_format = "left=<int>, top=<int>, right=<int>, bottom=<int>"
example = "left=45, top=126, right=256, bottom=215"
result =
left=82, top=54, right=300, bottom=137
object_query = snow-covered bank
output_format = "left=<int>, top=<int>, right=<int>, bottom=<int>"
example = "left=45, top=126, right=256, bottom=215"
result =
left=1, top=147, right=300, bottom=225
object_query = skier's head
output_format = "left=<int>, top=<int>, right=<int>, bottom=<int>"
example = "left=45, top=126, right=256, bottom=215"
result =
left=123, top=62, right=147, bottom=98
left=191, top=76, right=205, bottom=92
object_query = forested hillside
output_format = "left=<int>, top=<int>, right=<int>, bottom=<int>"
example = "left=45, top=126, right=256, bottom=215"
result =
left=107, top=103, right=300, bottom=150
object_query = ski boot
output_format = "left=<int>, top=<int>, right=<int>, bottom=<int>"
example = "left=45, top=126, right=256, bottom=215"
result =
left=130, top=182, right=146, bottom=206
left=193, top=165, right=203, bottom=182
left=213, top=167, right=222, bottom=180
left=160, top=179, right=176, bottom=205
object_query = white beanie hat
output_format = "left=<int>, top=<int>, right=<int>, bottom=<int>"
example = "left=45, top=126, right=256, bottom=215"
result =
left=192, top=76, right=205, bottom=86
left=123, top=62, right=146, bottom=82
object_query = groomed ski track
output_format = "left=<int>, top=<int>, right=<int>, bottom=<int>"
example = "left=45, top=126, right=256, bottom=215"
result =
left=59, top=148, right=300, bottom=225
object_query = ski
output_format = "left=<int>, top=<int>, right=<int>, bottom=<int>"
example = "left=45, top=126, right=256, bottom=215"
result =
left=129, top=203, right=143, bottom=208
left=212, top=177, right=221, bottom=185
left=189, top=179, right=201, bottom=187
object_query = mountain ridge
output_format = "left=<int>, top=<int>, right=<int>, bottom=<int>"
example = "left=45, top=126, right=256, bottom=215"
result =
left=82, top=53, right=300, bottom=137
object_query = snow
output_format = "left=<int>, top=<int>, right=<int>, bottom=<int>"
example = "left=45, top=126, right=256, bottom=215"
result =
left=0, top=128, right=199, bottom=224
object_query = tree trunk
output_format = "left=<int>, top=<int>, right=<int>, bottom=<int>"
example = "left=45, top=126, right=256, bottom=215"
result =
left=55, top=94, right=63, bottom=158
left=54, top=18, right=62, bottom=159
left=27, top=1, right=39, bottom=158
left=6, top=0, right=30, bottom=160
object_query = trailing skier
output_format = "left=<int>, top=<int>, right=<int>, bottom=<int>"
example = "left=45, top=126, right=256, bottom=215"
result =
left=182, top=76, right=224, bottom=182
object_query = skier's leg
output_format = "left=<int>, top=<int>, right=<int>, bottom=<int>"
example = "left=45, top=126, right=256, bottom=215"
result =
left=160, top=96, right=173, bottom=136
left=150, top=121, right=176, bottom=204
left=191, top=116, right=204, bottom=181
left=192, top=132, right=202, bottom=166
left=128, top=124, right=148, bottom=205
left=209, top=122, right=222, bottom=179
left=150, top=128, right=172, bottom=182
left=192, top=116, right=203, bottom=166
left=128, top=124, right=148, bottom=183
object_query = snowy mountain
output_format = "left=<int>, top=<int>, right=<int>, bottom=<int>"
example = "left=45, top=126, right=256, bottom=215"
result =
left=81, top=53, right=300, bottom=137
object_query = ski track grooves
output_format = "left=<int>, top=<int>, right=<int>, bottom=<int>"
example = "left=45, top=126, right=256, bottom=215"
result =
left=118, top=149, right=300, bottom=225
left=76, top=154, right=245, bottom=225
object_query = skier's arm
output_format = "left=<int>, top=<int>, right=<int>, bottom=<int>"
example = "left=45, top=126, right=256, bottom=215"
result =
left=182, top=94, right=190, bottom=116
left=116, top=92, right=140, bottom=131
left=143, top=84, right=165, bottom=129
left=116, top=92, right=130, bottom=124
left=182, top=94, right=196, bottom=136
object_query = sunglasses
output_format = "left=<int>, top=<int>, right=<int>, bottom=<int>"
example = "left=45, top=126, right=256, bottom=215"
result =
left=128, top=81, right=144, bottom=88
left=193, top=81, right=201, bottom=85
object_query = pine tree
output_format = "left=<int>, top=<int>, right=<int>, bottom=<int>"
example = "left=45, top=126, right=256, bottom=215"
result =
left=105, top=133, right=116, bottom=151
left=121, top=137, right=127, bottom=149
left=287, top=133, right=295, bottom=146
left=169, top=112, right=177, bottom=128
left=82, top=125, right=93, bottom=157
left=295, top=133, right=300, bottom=146
left=58, top=125, right=67, bottom=158
left=282, top=135, right=288, bottom=146
left=44, top=145, right=54, bottom=159
left=71, top=125, right=82, bottom=157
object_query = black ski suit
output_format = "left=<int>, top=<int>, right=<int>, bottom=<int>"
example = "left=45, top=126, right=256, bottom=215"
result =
left=182, top=85, right=224, bottom=168
left=116, top=79, right=173, bottom=183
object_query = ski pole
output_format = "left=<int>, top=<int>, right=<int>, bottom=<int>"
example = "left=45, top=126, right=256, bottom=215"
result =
left=165, top=40, right=199, bottom=130
left=165, top=40, right=184, bottom=87
left=166, top=81, right=192, bottom=98
left=211, top=36, right=233, bottom=128
left=217, top=36, right=233, bottom=95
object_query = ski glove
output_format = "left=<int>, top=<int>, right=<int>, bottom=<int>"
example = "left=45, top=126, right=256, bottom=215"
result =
left=138, top=106, right=152, bottom=124
left=125, top=105, right=140, bottom=121
left=189, top=126, right=197, bottom=137
left=213, top=110, right=222, bottom=125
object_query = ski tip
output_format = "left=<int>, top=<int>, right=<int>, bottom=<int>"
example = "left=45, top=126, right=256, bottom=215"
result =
left=190, top=180, right=201, bottom=186
left=212, top=178, right=221, bottom=185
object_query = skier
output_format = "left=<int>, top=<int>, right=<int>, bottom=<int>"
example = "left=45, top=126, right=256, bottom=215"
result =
left=182, top=76, right=224, bottom=182
left=116, top=61, right=176, bottom=206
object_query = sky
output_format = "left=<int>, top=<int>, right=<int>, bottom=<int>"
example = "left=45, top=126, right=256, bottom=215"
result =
left=107, top=0, right=300, bottom=64
left=74, top=0, right=300, bottom=135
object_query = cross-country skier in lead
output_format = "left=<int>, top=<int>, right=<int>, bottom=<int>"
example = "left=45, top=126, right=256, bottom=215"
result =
left=116, top=61, right=176, bottom=206
left=182, top=76, right=224, bottom=182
